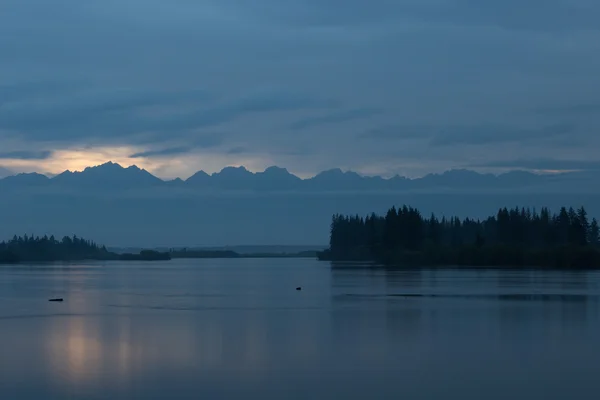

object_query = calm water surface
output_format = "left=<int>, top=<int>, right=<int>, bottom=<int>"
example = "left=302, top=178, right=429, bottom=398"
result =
left=1, top=259, right=600, bottom=399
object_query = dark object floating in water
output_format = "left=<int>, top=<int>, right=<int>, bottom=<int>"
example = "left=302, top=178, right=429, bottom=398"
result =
left=296, top=287, right=302, bottom=291
left=48, top=298, right=63, bottom=302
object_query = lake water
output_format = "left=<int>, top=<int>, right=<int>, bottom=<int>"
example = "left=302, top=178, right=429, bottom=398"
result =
left=1, top=259, right=600, bottom=399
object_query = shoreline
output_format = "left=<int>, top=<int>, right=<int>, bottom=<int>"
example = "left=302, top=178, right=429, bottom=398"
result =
left=0, top=250, right=320, bottom=265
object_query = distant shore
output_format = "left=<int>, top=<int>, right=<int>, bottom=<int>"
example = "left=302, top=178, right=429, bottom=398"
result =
left=169, top=249, right=318, bottom=259
left=0, top=249, right=321, bottom=264
left=0, top=235, right=172, bottom=264
left=0, top=236, right=321, bottom=264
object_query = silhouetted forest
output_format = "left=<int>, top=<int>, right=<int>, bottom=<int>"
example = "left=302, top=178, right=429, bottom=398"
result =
left=0, top=235, right=170, bottom=263
left=0, top=235, right=110, bottom=263
left=318, top=206, right=600, bottom=268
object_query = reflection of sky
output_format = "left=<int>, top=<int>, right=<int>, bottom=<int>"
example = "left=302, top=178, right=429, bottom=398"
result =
left=1, top=261, right=600, bottom=399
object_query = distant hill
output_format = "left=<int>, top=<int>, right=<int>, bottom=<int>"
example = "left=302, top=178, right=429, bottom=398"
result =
left=1, top=161, right=599, bottom=193
left=0, top=172, right=50, bottom=188
left=0, top=166, right=13, bottom=178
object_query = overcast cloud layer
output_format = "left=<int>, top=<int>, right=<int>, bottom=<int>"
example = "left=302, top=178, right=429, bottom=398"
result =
left=2, top=0, right=600, bottom=178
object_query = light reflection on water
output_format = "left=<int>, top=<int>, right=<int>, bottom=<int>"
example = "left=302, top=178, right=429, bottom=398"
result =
left=1, top=259, right=600, bottom=399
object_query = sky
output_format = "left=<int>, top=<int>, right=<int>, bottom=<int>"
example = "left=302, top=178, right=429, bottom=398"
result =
left=1, top=0, right=600, bottom=179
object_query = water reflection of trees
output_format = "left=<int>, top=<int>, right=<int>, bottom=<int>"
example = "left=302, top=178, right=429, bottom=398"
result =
left=329, top=263, right=600, bottom=348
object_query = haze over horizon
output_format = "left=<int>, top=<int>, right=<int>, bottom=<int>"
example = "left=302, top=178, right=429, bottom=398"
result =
left=0, top=159, right=590, bottom=181
left=2, top=1, right=600, bottom=179
left=1, top=158, right=599, bottom=248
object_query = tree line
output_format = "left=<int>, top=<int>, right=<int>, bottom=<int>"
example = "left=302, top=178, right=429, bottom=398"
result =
left=0, top=234, right=110, bottom=263
left=319, top=206, right=600, bottom=268
left=0, top=234, right=170, bottom=263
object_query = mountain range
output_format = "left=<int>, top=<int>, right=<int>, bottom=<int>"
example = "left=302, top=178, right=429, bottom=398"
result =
left=0, top=161, right=599, bottom=247
left=0, top=161, right=597, bottom=193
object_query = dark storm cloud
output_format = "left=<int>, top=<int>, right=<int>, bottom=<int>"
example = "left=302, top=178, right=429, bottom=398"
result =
left=429, top=123, right=576, bottom=146
left=0, top=87, right=326, bottom=144
left=129, top=134, right=224, bottom=158
left=359, top=126, right=429, bottom=141
left=0, top=81, right=85, bottom=105
left=0, top=150, right=52, bottom=160
left=359, top=123, right=577, bottom=146
left=533, top=104, right=600, bottom=117
left=129, top=146, right=192, bottom=159
left=425, top=0, right=599, bottom=33
left=249, top=0, right=600, bottom=32
left=2, top=0, right=600, bottom=175
left=0, top=86, right=211, bottom=138
left=472, top=159, right=600, bottom=171
left=289, top=108, right=382, bottom=131
left=227, top=147, right=247, bottom=155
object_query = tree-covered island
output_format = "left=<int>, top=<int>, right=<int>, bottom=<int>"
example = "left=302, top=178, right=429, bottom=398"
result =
left=0, top=235, right=170, bottom=264
left=318, top=206, right=600, bottom=268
